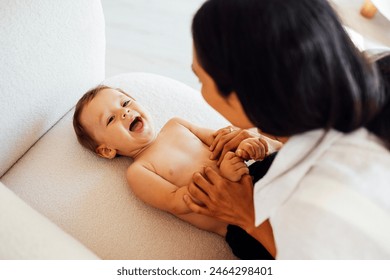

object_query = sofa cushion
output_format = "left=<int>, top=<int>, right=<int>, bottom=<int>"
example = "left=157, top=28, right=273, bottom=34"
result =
left=2, top=73, right=236, bottom=259
left=0, top=0, right=105, bottom=176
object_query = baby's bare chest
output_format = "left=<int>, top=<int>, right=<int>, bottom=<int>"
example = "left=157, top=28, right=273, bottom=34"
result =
left=142, top=124, right=216, bottom=186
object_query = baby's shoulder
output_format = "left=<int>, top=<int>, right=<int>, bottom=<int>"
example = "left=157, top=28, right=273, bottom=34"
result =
left=164, top=117, right=186, bottom=126
left=161, top=117, right=188, bottom=132
left=126, top=160, right=154, bottom=177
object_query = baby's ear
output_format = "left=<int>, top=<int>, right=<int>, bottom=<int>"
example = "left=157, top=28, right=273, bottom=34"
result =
left=96, top=144, right=117, bottom=159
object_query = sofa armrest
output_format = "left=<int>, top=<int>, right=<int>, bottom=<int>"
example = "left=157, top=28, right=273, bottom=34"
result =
left=0, top=181, right=98, bottom=259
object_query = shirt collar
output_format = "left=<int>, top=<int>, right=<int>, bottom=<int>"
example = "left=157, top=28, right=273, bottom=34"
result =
left=253, top=129, right=343, bottom=226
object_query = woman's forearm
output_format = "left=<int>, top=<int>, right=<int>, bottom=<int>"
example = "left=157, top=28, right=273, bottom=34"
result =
left=245, top=219, right=276, bottom=258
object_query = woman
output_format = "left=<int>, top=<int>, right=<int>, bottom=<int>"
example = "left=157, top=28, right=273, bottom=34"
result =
left=184, top=0, right=390, bottom=259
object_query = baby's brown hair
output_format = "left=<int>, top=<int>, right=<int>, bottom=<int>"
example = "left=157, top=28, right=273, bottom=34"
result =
left=73, top=85, right=130, bottom=153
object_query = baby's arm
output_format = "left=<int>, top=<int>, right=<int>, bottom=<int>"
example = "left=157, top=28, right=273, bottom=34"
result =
left=126, top=162, right=192, bottom=215
left=236, top=137, right=268, bottom=161
left=170, top=117, right=215, bottom=146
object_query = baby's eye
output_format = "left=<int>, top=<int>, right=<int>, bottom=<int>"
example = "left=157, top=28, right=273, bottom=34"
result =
left=107, top=116, right=114, bottom=126
left=122, top=100, right=131, bottom=107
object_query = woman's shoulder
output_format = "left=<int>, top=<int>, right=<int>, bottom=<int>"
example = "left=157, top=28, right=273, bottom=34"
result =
left=305, top=128, right=390, bottom=208
left=275, top=136, right=390, bottom=259
left=335, top=128, right=389, bottom=154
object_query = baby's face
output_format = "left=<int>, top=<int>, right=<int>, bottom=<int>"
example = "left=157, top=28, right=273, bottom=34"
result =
left=80, top=88, right=155, bottom=158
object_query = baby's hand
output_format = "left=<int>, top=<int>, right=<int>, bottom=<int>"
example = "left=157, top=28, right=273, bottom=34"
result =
left=236, top=137, right=268, bottom=161
left=220, top=151, right=249, bottom=182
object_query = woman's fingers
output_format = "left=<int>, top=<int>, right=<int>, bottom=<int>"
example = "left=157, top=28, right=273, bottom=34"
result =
left=210, top=130, right=224, bottom=151
left=211, top=126, right=229, bottom=138
left=190, top=172, right=212, bottom=199
left=210, top=126, right=234, bottom=151
left=186, top=166, right=256, bottom=226
left=202, top=166, right=223, bottom=187
left=216, top=131, right=250, bottom=165
left=211, top=130, right=240, bottom=161
left=211, top=128, right=261, bottom=164
left=183, top=195, right=209, bottom=215
left=186, top=168, right=222, bottom=213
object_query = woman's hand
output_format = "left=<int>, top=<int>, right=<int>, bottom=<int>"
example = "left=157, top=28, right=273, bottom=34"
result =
left=184, top=166, right=255, bottom=229
left=210, top=126, right=259, bottom=165
left=184, top=166, right=276, bottom=257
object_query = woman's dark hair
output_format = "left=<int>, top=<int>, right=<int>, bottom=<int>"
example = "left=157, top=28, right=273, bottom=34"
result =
left=367, top=52, right=390, bottom=149
left=192, top=0, right=389, bottom=148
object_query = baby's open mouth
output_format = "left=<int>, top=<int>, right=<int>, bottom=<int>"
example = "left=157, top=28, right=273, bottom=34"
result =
left=129, top=116, right=143, bottom=132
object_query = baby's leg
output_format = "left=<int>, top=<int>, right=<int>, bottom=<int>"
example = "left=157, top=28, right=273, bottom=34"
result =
left=219, top=151, right=249, bottom=182
left=178, top=212, right=228, bottom=237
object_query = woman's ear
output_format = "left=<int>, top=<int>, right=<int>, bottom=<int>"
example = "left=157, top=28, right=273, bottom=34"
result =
left=96, top=144, right=117, bottom=159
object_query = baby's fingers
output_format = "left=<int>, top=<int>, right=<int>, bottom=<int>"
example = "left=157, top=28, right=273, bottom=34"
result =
left=236, top=148, right=250, bottom=160
left=239, top=142, right=257, bottom=159
left=235, top=164, right=249, bottom=177
left=223, top=151, right=236, bottom=161
left=210, top=131, right=223, bottom=152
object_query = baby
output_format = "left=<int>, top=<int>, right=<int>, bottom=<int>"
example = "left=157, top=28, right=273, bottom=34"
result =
left=73, top=85, right=274, bottom=236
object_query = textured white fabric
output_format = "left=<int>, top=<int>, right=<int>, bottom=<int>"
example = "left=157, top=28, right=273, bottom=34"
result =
left=0, top=0, right=105, bottom=176
left=254, top=128, right=390, bottom=259
left=0, top=181, right=99, bottom=259
left=2, top=73, right=235, bottom=259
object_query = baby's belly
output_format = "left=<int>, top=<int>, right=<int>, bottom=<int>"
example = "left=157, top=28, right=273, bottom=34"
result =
left=156, top=147, right=217, bottom=187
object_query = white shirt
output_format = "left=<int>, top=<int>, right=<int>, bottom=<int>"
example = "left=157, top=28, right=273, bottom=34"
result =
left=254, top=128, right=390, bottom=259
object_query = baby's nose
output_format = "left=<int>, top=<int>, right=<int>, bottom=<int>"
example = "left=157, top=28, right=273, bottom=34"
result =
left=122, top=109, right=131, bottom=119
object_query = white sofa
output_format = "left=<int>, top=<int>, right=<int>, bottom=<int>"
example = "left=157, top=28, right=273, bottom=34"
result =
left=0, top=0, right=235, bottom=259
left=4, top=0, right=388, bottom=261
